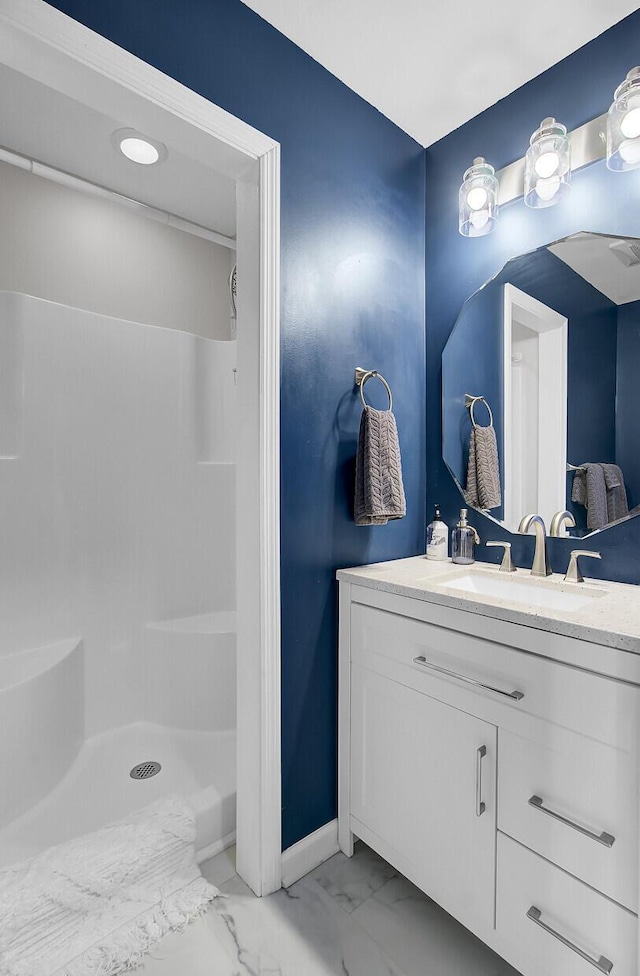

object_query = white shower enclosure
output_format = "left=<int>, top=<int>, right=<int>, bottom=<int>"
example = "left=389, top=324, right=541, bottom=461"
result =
left=0, top=0, right=281, bottom=897
left=0, top=292, right=237, bottom=865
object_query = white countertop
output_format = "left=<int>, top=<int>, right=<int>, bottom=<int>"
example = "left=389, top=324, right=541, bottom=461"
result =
left=337, top=556, right=640, bottom=655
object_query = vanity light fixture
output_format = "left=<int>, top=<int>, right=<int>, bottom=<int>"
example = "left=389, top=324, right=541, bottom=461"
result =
left=524, top=118, right=571, bottom=208
left=458, top=157, right=498, bottom=237
left=607, top=67, right=640, bottom=170
left=460, top=65, right=640, bottom=232
left=111, top=128, right=167, bottom=166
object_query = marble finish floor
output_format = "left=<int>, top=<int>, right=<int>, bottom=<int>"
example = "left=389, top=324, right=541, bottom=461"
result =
left=138, top=842, right=522, bottom=975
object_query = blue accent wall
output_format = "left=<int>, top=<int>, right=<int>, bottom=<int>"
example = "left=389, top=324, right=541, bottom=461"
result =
left=42, top=0, right=640, bottom=852
left=45, top=0, right=426, bottom=848
left=426, top=9, right=640, bottom=584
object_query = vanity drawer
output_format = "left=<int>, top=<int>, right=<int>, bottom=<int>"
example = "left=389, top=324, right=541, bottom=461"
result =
left=498, top=727, right=638, bottom=912
left=351, top=602, right=639, bottom=745
left=496, top=833, right=637, bottom=976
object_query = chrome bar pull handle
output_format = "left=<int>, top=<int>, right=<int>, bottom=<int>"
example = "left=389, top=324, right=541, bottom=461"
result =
left=475, top=746, right=486, bottom=817
left=412, top=656, right=524, bottom=701
left=526, top=907, right=613, bottom=974
left=528, top=795, right=615, bottom=847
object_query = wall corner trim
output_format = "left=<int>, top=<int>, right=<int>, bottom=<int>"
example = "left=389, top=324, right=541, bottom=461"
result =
left=281, top=819, right=339, bottom=888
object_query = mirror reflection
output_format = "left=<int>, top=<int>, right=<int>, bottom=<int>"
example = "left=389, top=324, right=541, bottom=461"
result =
left=442, top=232, right=640, bottom=538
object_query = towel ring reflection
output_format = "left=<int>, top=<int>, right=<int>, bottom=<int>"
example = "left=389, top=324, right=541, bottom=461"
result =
left=355, top=368, right=393, bottom=411
left=465, top=393, right=493, bottom=429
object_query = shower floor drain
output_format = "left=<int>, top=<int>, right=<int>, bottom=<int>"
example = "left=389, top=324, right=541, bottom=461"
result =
left=130, top=761, right=162, bottom=780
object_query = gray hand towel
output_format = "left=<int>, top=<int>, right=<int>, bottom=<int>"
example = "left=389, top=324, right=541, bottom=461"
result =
left=354, top=406, right=406, bottom=526
left=464, top=425, right=501, bottom=510
left=599, top=463, right=629, bottom=523
left=571, top=463, right=607, bottom=530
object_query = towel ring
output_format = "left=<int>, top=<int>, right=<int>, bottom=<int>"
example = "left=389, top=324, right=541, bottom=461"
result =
left=465, top=393, right=493, bottom=429
left=356, top=369, right=393, bottom=411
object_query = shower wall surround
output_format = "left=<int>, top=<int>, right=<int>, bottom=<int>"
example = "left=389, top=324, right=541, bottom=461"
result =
left=426, top=8, right=640, bottom=584
left=0, top=291, right=236, bottom=737
left=0, top=159, right=234, bottom=339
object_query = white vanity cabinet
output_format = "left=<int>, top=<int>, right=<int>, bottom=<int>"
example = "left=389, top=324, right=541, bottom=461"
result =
left=351, top=663, right=497, bottom=931
left=338, top=577, right=640, bottom=976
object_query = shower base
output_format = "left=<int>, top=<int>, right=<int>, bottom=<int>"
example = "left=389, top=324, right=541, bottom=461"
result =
left=0, top=721, right=235, bottom=869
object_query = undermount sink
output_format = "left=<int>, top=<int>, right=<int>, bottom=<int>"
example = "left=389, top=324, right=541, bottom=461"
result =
left=436, top=571, right=606, bottom=613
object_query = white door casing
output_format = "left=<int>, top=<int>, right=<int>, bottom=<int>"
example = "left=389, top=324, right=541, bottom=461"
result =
left=503, top=283, right=567, bottom=533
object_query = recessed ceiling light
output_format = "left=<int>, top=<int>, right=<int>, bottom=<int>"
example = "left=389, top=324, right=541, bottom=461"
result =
left=120, top=137, right=159, bottom=165
left=111, top=128, right=167, bottom=166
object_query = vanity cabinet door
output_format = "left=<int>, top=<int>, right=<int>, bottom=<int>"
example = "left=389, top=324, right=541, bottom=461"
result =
left=350, top=663, right=497, bottom=932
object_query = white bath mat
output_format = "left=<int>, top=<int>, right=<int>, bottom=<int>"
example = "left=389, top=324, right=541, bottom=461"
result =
left=0, top=795, right=220, bottom=976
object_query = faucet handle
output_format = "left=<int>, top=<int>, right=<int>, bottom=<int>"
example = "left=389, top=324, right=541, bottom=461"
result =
left=565, top=550, right=602, bottom=584
left=486, top=541, right=517, bottom=573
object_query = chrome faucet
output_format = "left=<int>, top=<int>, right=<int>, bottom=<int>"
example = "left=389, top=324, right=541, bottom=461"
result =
left=550, top=510, right=576, bottom=537
left=518, top=514, right=552, bottom=577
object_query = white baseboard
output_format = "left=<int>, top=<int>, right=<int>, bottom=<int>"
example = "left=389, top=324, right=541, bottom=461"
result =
left=196, top=830, right=236, bottom=865
left=281, top=818, right=339, bottom=888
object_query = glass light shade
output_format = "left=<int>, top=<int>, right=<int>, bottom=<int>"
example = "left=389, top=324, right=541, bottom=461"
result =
left=459, top=157, right=498, bottom=237
left=607, top=67, right=640, bottom=171
left=524, top=118, right=571, bottom=208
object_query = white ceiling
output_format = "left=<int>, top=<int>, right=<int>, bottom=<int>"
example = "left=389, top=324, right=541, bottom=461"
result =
left=0, top=63, right=237, bottom=238
left=550, top=233, right=640, bottom=305
left=242, top=0, right=640, bottom=147
left=5, top=4, right=639, bottom=231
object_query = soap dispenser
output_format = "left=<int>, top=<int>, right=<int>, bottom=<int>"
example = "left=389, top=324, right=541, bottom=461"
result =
left=426, top=504, right=449, bottom=560
left=451, top=509, right=480, bottom=565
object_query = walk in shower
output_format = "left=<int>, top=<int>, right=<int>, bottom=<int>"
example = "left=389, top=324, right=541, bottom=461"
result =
left=0, top=290, right=237, bottom=867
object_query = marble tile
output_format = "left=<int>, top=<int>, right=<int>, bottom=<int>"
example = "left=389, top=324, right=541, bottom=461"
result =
left=123, top=846, right=522, bottom=976
left=220, top=873, right=253, bottom=897
left=204, top=873, right=408, bottom=975
left=352, top=874, right=522, bottom=976
left=200, top=843, right=237, bottom=889
left=310, top=840, right=398, bottom=913
left=137, top=910, right=241, bottom=976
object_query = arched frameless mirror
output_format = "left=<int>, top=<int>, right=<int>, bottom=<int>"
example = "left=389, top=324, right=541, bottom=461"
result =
left=442, top=232, right=640, bottom=539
